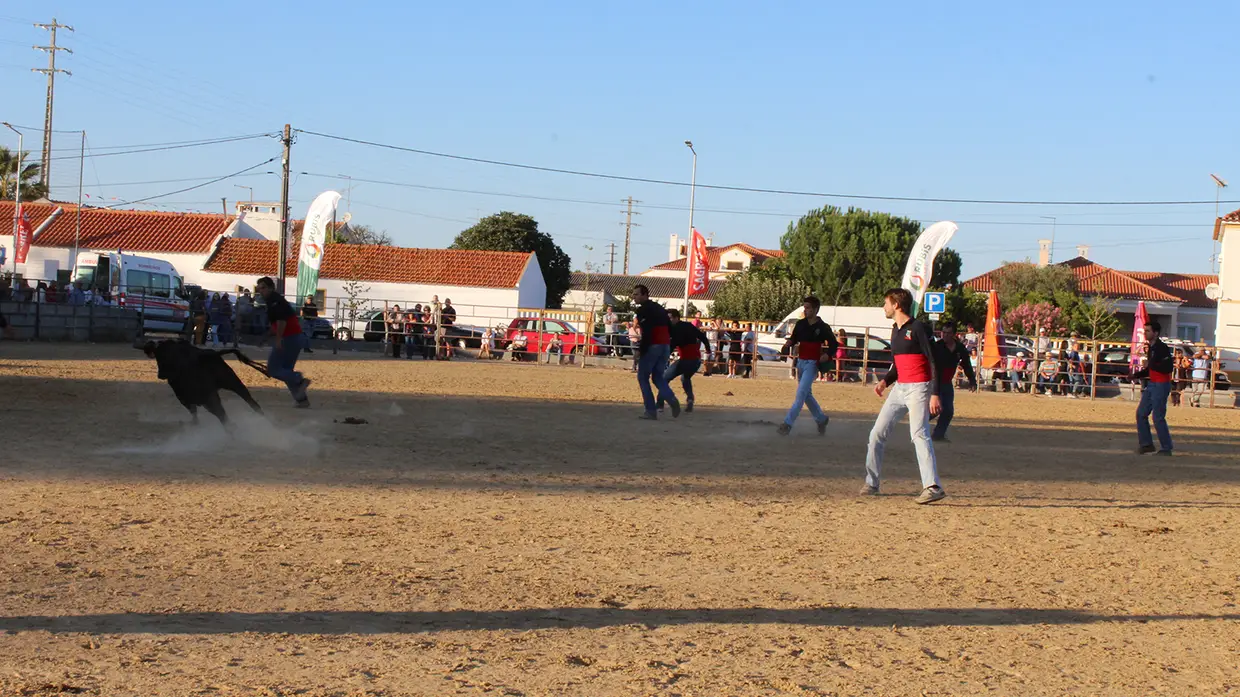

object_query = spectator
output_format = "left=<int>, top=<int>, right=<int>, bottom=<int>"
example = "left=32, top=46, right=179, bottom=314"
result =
left=603, top=305, right=619, bottom=354
left=214, top=292, right=235, bottom=346
left=190, top=290, right=208, bottom=344
left=45, top=281, right=59, bottom=304
left=830, top=328, right=848, bottom=382
left=1172, top=348, right=1191, bottom=407
left=35, top=281, right=47, bottom=304
left=69, top=281, right=87, bottom=307
left=1035, top=327, right=1050, bottom=358
left=704, top=319, right=719, bottom=376
left=98, top=287, right=113, bottom=305
left=1067, top=342, right=1086, bottom=398
left=510, top=332, right=530, bottom=361
left=627, top=320, right=641, bottom=372
left=1037, top=354, right=1058, bottom=396
left=726, top=322, right=742, bottom=379
left=964, top=324, right=979, bottom=354
left=742, top=323, right=756, bottom=378
left=480, top=327, right=495, bottom=359
left=400, top=310, right=416, bottom=358
left=545, top=334, right=564, bottom=364
left=1009, top=351, right=1028, bottom=393
left=430, top=295, right=443, bottom=329
left=442, top=298, right=457, bottom=327
left=386, top=305, right=404, bottom=358
left=1190, top=349, right=1210, bottom=408
left=236, top=290, right=255, bottom=340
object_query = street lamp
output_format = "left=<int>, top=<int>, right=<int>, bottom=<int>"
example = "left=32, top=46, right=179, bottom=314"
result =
left=2, top=122, right=24, bottom=280
left=234, top=185, right=253, bottom=204
left=682, top=140, right=697, bottom=313
left=1040, top=216, right=1057, bottom=265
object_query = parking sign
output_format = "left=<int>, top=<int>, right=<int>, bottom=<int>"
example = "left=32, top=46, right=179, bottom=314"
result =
left=923, top=291, right=946, bottom=314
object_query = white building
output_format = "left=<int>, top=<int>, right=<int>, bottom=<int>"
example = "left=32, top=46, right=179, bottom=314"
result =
left=0, top=201, right=545, bottom=327
left=641, top=236, right=784, bottom=280
left=1214, top=210, right=1240, bottom=362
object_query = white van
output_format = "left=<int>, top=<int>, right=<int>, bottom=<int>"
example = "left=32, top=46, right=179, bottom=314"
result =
left=756, top=304, right=892, bottom=356
left=73, top=252, right=190, bottom=332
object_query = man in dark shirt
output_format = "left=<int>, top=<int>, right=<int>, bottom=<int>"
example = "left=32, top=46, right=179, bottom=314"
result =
left=632, top=284, right=679, bottom=419
left=1134, top=321, right=1174, bottom=455
left=441, top=298, right=456, bottom=326
left=864, top=288, right=945, bottom=504
left=256, top=277, right=311, bottom=407
left=930, top=321, right=977, bottom=442
left=657, top=309, right=710, bottom=413
left=778, top=295, right=838, bottom=435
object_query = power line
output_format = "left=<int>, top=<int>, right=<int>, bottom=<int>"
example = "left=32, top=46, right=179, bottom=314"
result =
left=104, top=157, right=277, bottom=209
left=48, top=132, right=277, bottom=153
left=68, top=171, right=273, bottom=188
left=295, top=128, right=1240, bottom=207
left=47, top=133, right=277, bottom=162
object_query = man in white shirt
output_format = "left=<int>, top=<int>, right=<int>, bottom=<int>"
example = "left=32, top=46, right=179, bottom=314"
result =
left=1190, top=349, right=1211, bottom=408
left=603, top=306, right=619, bottom=354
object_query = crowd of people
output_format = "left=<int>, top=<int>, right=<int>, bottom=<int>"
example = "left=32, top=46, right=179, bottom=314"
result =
left=378, top=296, right=459, bottom=361
left=0, top=277, right=114, bottom=306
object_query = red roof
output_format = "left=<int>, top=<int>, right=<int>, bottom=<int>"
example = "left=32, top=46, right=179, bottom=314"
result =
left=646, top=243, right=784, bottom=272
left=203, top=237, right=533, bottom=289
left=1222, top=207, right=1240, bottom=223
left=962, top=257, right=1217, bottom=306
left=2, top=201, right=232, bottom=254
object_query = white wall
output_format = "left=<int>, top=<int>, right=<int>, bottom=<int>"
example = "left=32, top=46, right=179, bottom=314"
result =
left=515, top=255, right=547, bottom=310
left=1217, top=221, right=1240, bottom=361
left=199, top=270, right=524, bottom=327
left=0, top=239, right=212, bottom=286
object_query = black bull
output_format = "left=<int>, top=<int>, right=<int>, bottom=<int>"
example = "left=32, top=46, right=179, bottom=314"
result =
left=141, top=339, right=269, bottom=424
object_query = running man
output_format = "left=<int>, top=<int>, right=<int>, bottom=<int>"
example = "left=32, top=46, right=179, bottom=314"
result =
left=632, top=284, right=679, bottom=420
left=930, top=321, right=977, bottom=442
left=1134, top=321, right=1174, bottom=455
left=255, top=277, right=311, bottom=408
left=658, top=309, right=710, bottom=413
left=863, top=288, right=945, bottom=504
left=777, top=296, right=837, bottom=436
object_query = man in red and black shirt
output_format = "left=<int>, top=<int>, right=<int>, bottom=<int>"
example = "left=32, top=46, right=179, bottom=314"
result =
left=930, top=321, right=977, bottom=442
left=778, top=295, right=837, bottom=436
left=1134, top=321, right=1174, bottom=455
left=657, top=309, right=710, bottom=413
left=256, top=276, right=311, bottom=408
left=632, top=284, right=679, bottom=420
left=863, top=288, right=945, bottom=504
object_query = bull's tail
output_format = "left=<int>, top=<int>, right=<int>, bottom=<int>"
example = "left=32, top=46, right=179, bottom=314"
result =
left=214, top=348, right=271, bottom=378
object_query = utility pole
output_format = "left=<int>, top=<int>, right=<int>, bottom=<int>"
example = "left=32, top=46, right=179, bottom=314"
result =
left=278, top=124, right=292, bottom=293
left=619, top=196, right=640, bottom=274
left=606, top=242, right=617, bottom=275
left=34, top=18, right=73, bottom=188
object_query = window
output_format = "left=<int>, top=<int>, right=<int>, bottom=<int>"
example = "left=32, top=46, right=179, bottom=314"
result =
left=725, top=261, right=744, bottom=271
left=1176, top=325, right=1199, bottom=342
left=125, top=270, right=171, bottom=298
left=542, top=320, right=568, bottom=334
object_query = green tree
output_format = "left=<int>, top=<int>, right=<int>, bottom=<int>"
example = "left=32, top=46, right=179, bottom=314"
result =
left=451, top=211, right=571, bottom=308
left=781, top=206, right=962, bottom=307
left=0, top=147, right=48, bottom=202
left=711, top=264, right=811, bottom=321
left=991, top=261, right=1078, bottom=309
left=940, top=288, right=988, bottom=329
left=330, top=222, right=392, bottom=246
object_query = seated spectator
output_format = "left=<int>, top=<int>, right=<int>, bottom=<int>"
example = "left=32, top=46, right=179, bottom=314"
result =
left=1009, top=351, right=1027, bottom=392
left=545, top=334, right=564, bottom=364
left=510, top=332, right=530, bottom=361
left=480, top=327, right=495, bottom=359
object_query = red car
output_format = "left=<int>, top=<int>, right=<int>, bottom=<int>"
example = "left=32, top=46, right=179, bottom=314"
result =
left=501, top=317, right=602, bottom=357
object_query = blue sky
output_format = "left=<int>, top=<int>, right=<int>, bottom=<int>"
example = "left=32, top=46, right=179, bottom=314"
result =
left=2, top=1, right=1237, bottom=279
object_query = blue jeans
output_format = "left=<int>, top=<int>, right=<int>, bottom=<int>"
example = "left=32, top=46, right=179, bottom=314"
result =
left=637, top=343, right=677, bottom=414
left=658, top=358, right=701, bottom=409
left=268, top=332, right=307, bottom=395
left=931, top=382, right=955, bottom=439
left=784, top=359, right=827, bottom=427
left=866, top=381, right=939, bottom=489
left=1137, top=381, right=1173, bottom=451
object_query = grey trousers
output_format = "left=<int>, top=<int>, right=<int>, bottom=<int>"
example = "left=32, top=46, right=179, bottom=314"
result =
left=865, top=381, right=941, bottom=490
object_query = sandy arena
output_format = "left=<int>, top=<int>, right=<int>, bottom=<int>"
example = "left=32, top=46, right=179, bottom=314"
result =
left=1, top=343, right=1238, bottom=696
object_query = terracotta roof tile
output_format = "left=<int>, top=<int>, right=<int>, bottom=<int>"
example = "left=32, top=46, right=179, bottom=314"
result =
left=570, top=272, right=725, bottom=300
left=203, top=237, right=532, bottom=289
left=962, top=257, right=1208, bottom=305
left=1122, top=270, right=1219, bottom=308
left=3, top=201, right=232, bottom=254
left=1222, top=207, right=1240, bottom=223
left=646, top=243, right=784, bottom=272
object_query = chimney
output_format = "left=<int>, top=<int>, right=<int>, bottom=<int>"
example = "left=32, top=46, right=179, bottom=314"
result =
left=1037, top=239, right=1052, bottom=268
left=669, top=233, right=680, bottom=262
left=1076, top=244, right=1089, bottom=260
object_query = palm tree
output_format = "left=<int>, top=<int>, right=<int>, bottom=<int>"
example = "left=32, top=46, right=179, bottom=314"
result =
left=0, top=146, right=48, bottom=202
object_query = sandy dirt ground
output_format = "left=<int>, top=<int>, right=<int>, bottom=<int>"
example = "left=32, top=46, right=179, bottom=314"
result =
left=1, top=343, right=1238, bottom=696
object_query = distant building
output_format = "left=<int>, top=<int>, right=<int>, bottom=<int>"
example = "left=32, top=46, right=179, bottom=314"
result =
left=1214, top=209, right=1240, bottom=361
left=640, top=234, right=783, bottom=280
left=963, top=252, right=1218, bottom=344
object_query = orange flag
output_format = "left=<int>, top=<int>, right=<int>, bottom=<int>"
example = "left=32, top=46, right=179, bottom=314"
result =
left=981, top=290, right=1005, bottom=370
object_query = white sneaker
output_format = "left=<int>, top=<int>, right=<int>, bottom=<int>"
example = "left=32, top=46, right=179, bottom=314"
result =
left=915, top=486, right=947, bottom=505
